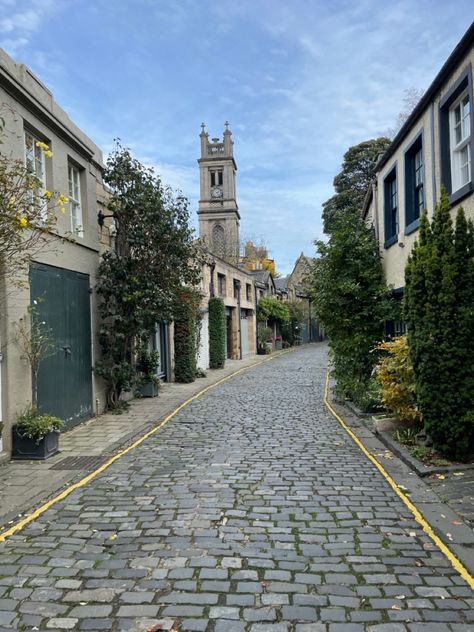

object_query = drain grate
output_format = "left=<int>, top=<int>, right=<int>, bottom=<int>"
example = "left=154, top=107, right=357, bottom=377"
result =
left=49, top=455, right=109, bottom=470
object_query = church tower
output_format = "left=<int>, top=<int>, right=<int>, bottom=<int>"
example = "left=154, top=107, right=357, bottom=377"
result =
left=197, top=122, right=240, bottom=262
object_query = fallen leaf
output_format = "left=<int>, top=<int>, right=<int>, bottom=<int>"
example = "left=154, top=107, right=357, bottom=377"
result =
left=408, top=531, right=416, bottom=537
left=108, top=534, right=118, bottom=540
left=437, top=474, right=445, bottom=480
left=395, top=595, right=406, bottom=600
left=446, top=532, right=453, bottom=541
left=452, top=520, right=462, bottom=525
left=391, top=604, right=402, bottom=610
left=415, top=559, right=424, bottom=567
left=453, top=472, right=464, bottom=477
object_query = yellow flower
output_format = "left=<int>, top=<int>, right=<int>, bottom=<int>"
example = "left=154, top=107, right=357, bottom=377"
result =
left=44, top=190, right=52, bottom=200
left=43, top=150, right=53, bottom=158
left=58, top=195, right=69, bottom=205
left=18, top=215, right=28, bottom=227
left=60, top=207, right=65, bottom=214
left=35, top=141, right=49, bottom=151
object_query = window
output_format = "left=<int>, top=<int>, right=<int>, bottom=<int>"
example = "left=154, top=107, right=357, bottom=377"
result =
left=217, top=273, right=226, bottom=297
left=212, top=224, right=225, bottom=255
left=210, top=169, right=223, bottom=186
left=68, top=164, right=83, bottom=236
left=440, top=69, right=473, bottom=202
left=246, top=283, right=251, bottom=301
left=24, top=130, right=47, bottom=217
left=384, top=166, right=398, bottom=247
left=405, top=134, right=424, bottom=233
left=450, top=91, right=471, bottom=192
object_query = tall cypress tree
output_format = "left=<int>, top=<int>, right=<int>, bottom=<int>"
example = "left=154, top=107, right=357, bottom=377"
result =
left=404, top=189, right=474, bottom=458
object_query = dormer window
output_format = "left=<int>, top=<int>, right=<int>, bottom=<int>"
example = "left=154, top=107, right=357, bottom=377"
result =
left=210, top=169, right=223, bottom=187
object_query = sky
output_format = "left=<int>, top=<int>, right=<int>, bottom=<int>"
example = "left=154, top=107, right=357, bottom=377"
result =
left=0, top=1, right=473, bottom=274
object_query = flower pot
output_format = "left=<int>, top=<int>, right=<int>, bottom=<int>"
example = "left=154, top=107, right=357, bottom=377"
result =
left=140, top=381, right=159, bottom=397
left=11, top=427, right=59, bottom=460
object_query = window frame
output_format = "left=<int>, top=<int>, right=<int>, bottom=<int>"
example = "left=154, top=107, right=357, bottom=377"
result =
left=383, top=163, right=398, bottom=248
left=210, top=168, right=223, bottom=187
left=24, top=128, right=47, bottom=219
left=439, top=65, right=474, bottom=204
left=404, top=132, right=424, bottom=235
left=68, top=163, right=84, bottom=237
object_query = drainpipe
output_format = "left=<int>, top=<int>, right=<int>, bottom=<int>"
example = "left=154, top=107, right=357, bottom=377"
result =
left=254, top=284, right=258, bottom=353
left=209, top=261, right=216, bottom=298
left=430, top=102, right=437, bottom=208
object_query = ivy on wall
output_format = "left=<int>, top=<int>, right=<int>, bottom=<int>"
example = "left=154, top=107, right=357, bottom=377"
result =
left=174, top=288, right=202, bottom=383
left=208, top=297, right=226, bottom=369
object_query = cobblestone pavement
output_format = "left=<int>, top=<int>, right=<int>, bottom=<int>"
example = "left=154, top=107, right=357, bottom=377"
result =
left=0, top=345, right=473, bottom=632
left=429, top=472, right=474, bottom=527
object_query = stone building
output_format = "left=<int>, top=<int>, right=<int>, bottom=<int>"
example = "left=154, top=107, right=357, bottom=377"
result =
left=365, top=22, right=474, bottom=310
left=0, top=48, right=105, bottom=460
left=196, top=124, right=257, bottom=366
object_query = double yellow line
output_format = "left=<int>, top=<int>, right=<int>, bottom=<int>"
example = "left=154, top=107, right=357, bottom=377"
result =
left=323, top=370, right=474, bottom=590
left=1, top=353, right=473, bottom=593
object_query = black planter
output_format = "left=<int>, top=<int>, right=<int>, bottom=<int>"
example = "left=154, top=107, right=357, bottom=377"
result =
left=11, top=427, right=59, bottom=460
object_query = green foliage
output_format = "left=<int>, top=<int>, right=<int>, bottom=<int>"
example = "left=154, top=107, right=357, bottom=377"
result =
left=173, top=288, right=202, bottom=383
left=322, top=138, right=390, bottom=234
left=208, top=297, right=226, bottom=369
left=311, top=211, right=392, bottom=405
left=14, top=406, right=63, bottom=444
left=404, top=188, right=474, bottom=459
left=95, top=143, right=200, bottom=408
left=282, top=300, right=307, bottom=346
left=375, top=335, right=421, bottom=425
left=257, top=297, right=290, bottom=323
left=393, top=427, right=419, bottom=447
left=257, top=326, right=273, bottom=347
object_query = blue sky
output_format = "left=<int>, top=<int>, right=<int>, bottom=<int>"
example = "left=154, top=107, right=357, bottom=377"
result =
left=1, top=1, right=473, bottom=274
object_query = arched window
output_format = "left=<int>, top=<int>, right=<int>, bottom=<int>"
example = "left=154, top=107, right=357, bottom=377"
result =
left=212, top=224, right=225, bottom=255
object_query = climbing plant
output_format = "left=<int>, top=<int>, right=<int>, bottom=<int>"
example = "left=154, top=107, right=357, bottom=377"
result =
left=173, top=288, right=202, bottom=383
left=208, top=296, right=226, bottom=369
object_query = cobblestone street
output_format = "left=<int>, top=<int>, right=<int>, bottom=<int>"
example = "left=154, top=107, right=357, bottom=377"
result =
left=0, top=345, right=473, bottom=631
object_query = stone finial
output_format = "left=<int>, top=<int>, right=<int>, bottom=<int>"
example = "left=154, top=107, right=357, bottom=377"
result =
left=200, top=122, right=206, bottom=134
left=224, top=121, right=231, bottom=133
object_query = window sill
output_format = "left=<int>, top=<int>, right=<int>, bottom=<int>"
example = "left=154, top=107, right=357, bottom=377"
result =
left=405, top=218, right=420, bottom=235
left=449, top=181, right=473, bottom=206
left=384, top=235, right=398, bottom=249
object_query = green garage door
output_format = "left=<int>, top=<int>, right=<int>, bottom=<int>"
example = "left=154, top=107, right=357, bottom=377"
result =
left=30, top=263, right=92, bottom=429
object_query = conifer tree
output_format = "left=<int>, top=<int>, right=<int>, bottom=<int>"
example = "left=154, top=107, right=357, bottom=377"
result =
left=404, top=189, right=474, bottom=458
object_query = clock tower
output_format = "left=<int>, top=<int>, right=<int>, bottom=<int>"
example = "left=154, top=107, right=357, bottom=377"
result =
left=198, top=122, right=240, bottom=262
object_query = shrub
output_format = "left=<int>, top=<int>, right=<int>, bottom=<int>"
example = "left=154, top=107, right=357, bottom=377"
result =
left=404, top=190, right=474, bottom=459
left=14, top=406, right=63, bottom=444
left=375, top=335, right=421, bottom=425
left=208, top=297, right=226, bottom=369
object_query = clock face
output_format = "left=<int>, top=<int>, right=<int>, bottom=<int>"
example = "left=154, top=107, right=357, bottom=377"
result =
left=211, top=186, right=223, bottom=199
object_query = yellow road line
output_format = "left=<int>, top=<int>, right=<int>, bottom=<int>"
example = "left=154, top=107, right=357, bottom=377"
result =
left=323, top=369, right=474, bottom=590
left=0, top=350, right=291, bottom=543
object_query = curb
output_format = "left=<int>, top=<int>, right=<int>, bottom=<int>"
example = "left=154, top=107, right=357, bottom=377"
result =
left=375, top=428, right=474, bottom=477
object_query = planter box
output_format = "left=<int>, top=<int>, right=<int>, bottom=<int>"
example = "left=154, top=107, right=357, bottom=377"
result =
left=11, top=427, right=59, bottom=460
left=140, top=381, right=159, bottom=397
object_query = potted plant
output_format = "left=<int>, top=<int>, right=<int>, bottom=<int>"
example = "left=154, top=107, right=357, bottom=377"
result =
left=12, top=406, right=63, bottom=460
left=257, top=326, right=273, bottom=355
left=136, top=348, right=160, bottom=398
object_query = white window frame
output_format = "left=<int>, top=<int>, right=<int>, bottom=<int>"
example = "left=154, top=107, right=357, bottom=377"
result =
left=24, top=129, right=47, bottom=219
left=68, top=164, right=84, bottom=237
left=449, top=89, right=471, bottom=193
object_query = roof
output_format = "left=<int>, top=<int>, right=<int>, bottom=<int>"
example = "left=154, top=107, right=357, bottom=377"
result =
left=274, top=276, right=289, bottom=291
left=376, top=21, right=474, bottom=172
